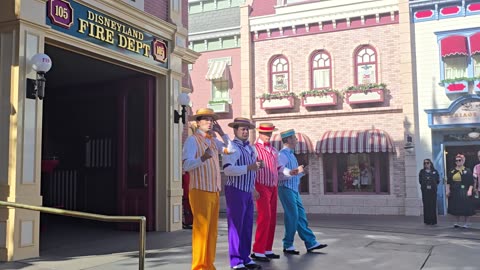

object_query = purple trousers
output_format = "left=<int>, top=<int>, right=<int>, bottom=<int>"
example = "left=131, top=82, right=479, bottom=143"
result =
left=225, top=185, right=254, bottom=267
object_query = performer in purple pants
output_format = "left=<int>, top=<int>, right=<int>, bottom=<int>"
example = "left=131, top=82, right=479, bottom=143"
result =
left=223, top=117, right=262, bottom=270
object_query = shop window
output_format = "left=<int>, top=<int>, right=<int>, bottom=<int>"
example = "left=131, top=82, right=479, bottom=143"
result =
left=212, top=78, right=230, bottom=101
left=311, top=50, right=331, bottom=89
left=444, top=55, right=468, bottom=79
left=323, top=153, right=389, bottom=194
left=474, top=55, right=480, bottom=77
left=355, top=45, right=377, bottom=85
left=296, top=154, right=309, bottom=194
left=438, top=32, right=480, bottom=82
left=269, top=55, right=289, bottom=92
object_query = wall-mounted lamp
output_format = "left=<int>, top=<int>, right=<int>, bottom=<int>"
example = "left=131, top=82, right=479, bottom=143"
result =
left=468, top=128, right=480, bottom=139
left=404, top=134, right=414, bottom=152
left=26, top=53, right=53, bottom=100
left=174, top=93, right=191, bottom=124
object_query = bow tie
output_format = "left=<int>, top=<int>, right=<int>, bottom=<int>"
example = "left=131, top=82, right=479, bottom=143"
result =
left=264, top=142, right=270, bottom=147
left=243, top=141, right=250, bottom=147
left=205, top=133, right=213, bottom=139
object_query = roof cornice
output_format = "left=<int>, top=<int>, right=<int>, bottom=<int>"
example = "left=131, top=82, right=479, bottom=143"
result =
left=250, top=1, right=398, bottom=32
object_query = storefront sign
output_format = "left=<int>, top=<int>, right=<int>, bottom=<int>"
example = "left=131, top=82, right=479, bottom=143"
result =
left=431, top=100, right=480, bottom=125
left=46, top=0, right=168, bottom=67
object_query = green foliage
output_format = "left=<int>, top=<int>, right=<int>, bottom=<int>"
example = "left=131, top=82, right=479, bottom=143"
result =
left=257, top=91, right=297, bottom=101
left=439, top=77, right=480, bottom=86
left=343, top=83, right=388, bottom=94
left=208, top=99, right=229, bottom=105
left=298, top=89, right=340, bottom=98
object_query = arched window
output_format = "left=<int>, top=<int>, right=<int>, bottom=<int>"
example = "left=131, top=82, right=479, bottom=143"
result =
left=355, top=45, right=377, bottom=85
left=269, top=55, right=289, bottom=92
left=311, top=51, right=331, bottom=89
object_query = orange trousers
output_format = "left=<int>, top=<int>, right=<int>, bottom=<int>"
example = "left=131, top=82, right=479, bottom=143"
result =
left=189, top=188, right=220, bottom=270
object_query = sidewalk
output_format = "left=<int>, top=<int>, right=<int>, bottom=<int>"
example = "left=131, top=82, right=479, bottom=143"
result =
left=1, top=214, right=479, bottom=270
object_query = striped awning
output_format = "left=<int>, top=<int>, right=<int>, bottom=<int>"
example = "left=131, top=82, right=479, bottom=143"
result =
left=270, top=132, right=314, bottom=154
left=440, top=35, right=468, bottom=57
left=205, top=60, right=228, bottom=80
left=470, top=32, right=480, bottom=55
left=316, top=129, right=395, bottom=154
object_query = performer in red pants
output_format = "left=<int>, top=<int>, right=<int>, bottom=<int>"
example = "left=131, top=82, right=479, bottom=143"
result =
left=182, top=171, right=193, bottom=229
left=251, top=123, right=281, bottom=261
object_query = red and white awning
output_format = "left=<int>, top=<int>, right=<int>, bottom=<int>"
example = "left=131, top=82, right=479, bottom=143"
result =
left=440, top=35, right=468, bottom=57
left=316, top=129, right=395, bottom=154
left=470, top=32, right=480, bottom=55
left=269, top=132, right=314, bottom=154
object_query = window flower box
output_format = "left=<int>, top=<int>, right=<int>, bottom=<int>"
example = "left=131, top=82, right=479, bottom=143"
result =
left=443, top=80, right=468, bottom=94
left=439, top=77, right=480, bottom=95
left=345, top=90, right=384, bottom=104
left=260, top=96, right=295, bottom=109
left=207, top=100, right=230, bottom=113
left=300, top=91, right=338, bottom=107
left=344, top=83, right=387, bottom=105
left=257, top=92, right=296, bottom=110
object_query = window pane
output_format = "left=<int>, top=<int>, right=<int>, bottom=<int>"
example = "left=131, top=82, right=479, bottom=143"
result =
left=296, top=154, right=309, bottom=193
left=313, top=69, right=330, bottom=88
left=212, top=79, right=229, bottom=100
left=324, top=153, right=389, bottom=194
left=444, top=56, right=467, bottom=79
left=473, top=55, right=480, bottom=77
left=357, top=64, right=376, bottom=84
left=272, top=73, right=288, bottom=91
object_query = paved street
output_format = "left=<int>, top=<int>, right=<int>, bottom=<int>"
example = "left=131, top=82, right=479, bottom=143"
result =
left=1, top=214, right=479, bottom=270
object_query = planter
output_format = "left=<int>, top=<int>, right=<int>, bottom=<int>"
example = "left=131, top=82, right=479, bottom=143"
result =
left=444, top=80, right=468, bottom=94
left=301, top=93, right=338, bottom=107
left=207, top=101, right=230, bottom=113
left=475, top=80, right=480, bottom=93
left=260, top=96, right=295, bottom=109
left=345, top=89, right=385, bottom=105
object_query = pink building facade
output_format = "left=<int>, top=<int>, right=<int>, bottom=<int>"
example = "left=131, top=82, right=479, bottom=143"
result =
left=188, top=0, right=421, bottom=215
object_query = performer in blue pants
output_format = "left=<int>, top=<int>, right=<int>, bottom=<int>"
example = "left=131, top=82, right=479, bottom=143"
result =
left=277, top=129, right=328, bottom=255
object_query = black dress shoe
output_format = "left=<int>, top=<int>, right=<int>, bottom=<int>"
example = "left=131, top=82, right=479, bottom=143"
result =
left=182, top=224, right=192, bottom=229
left=283, top=248, right=300, bottom=255
left=231, top=267, right=247, bottom=270
left=307, top=243, right=328, bottom=252
left=265, top=253, right=280, bottom=259
left=250, top=253, right=270, bottom=262
left=245, top=263, right=262, bottom=269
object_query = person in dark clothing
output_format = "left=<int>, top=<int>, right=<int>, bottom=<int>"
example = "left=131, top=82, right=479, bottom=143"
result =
left=447, top=154, right=475, bottom=228
left=182, top=171, right=193, bottom=229
left=419, top=159, right=439, bottom=225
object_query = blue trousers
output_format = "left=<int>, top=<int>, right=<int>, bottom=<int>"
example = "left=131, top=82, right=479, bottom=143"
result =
left=225, top=185, right=254, bottom=267
left=278, top=186, right=317, bottom=249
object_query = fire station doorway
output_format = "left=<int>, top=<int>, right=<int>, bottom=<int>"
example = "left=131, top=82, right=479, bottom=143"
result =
left=40, top=44, right=156, bottom=240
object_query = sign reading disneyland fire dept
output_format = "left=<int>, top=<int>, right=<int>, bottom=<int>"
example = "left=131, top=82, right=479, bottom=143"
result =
left=46, top=0, right=168, bottom=68
left=432, top=100, right=480, bottom=126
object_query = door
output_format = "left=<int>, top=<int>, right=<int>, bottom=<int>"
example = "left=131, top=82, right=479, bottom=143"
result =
left=118, top=76, right=155, bottom=230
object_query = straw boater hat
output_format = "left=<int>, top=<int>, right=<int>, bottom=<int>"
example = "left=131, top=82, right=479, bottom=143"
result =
left=256, top=123, right=278, bottom=132
left=280, top=129, right=296, bottom=139
left=227, top=117, right=255, bottom=129
left=191, top=108, right=219, bottom=121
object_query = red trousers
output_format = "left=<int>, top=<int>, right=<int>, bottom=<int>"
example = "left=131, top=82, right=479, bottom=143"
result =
left=253, top=183, right=278, bottom=253
left=182, top=172, right=193, bottom=226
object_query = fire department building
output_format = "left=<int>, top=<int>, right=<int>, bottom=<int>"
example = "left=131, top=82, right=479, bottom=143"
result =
left=0, top=0, right=198, bottom=261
